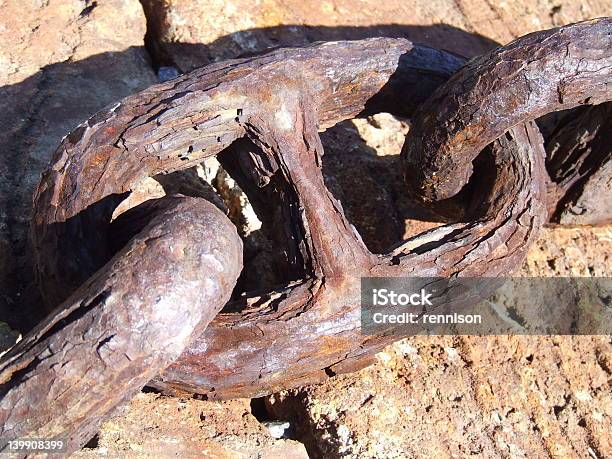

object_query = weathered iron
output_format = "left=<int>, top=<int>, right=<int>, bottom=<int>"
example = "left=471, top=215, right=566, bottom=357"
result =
left=1, top=197, right=242, bottom=452
left=0, top=18, right=609, bottom=455
left=402, top=19, right=611, bottom=204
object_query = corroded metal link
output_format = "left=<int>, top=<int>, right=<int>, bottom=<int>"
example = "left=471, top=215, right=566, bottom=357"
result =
left=30, top=38, right=463, bottom=310
left=401, top=18, right=612, bottom=203
left=0, top=197, right=242, bottom=455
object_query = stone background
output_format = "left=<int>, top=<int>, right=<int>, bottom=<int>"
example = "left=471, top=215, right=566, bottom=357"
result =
left=0, top=1, right=610, bottom=457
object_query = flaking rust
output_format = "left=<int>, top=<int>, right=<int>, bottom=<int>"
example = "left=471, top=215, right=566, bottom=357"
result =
left=0, top=19, right=610, bottom=455
left=402, top=19, right=612, bottom=204
left=0, top=198, right=242, bottom=454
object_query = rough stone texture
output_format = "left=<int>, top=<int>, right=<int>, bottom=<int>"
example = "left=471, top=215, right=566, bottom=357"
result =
left=72, top=393, right=309, bottom=459
left=267, top=333, right=611, bottom=458
left=558, top=163, right=612, bottom=225
left=141, top=0, right=611, bottom=73
left=520, top=226, right=611, bottom=277
left=0, top=0, right=157, bottom=329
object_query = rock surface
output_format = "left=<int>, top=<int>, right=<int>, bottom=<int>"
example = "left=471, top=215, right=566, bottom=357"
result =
left=267, top=333, right=611, bottom=458
left=0, top=0, right=157, bottom=329
left=72, top=393, right=309, bottom=459
left=141, top=0, right=611, bottom=72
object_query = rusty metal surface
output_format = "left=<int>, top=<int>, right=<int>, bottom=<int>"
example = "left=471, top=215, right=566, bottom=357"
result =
left=0, top=197, right=242, bottom=454
left=34, top=36, right=545, bottom=398
left=402, top=18, right=611, bottom=203
left=0, top=19, right=610, bottom=454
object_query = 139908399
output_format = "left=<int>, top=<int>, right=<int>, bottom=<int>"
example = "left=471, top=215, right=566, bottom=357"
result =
left=1, top=438, right=66, bottom=452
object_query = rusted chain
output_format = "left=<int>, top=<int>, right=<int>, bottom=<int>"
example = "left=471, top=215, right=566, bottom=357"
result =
left=28, top=37, right=545, bottom=403
left=0, top=19, right=609, bottom=454
left=402, top=18, right=611, bottom=203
